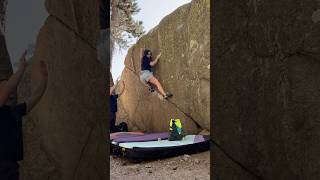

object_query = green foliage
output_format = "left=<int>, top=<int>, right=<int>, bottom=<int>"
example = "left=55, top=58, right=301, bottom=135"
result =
left=111, top=0, right=144, bottom=50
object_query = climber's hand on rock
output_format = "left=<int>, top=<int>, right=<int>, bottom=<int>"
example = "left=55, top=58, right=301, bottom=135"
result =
left=156, top=52, right=162, bottom=59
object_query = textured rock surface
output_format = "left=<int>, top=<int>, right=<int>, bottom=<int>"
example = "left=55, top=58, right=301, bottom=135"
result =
left=213, top=0, right=320, bottom=179
left=117, top=0, right=210, bottom=133
left=17, top=59, right=55, bottom=180
left=45, top=0, right=100, bottom=47
left=17, top=1, right=108, bottom=180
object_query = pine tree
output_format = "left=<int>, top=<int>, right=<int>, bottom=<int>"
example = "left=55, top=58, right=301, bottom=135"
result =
left=111, top=0, right=144, bottom=52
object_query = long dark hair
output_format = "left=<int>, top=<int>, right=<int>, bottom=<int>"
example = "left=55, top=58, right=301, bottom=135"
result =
left=141, top=49, right=152, bottom=63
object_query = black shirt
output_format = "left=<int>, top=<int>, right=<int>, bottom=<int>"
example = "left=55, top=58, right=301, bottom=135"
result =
left=0, top=103, right=26, bottom=161
left=141, top=57, right=152, bottom=71
left=110, top=94, right=118, bottom=112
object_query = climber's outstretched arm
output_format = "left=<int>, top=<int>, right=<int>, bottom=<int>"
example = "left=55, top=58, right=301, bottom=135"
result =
left=0, top=52, right=27, bottom=106
left=150, top=52, right=161, bottom=67
left=25, top=60, right=48, bottom=112
left=109, top=84, right=116, bottom=96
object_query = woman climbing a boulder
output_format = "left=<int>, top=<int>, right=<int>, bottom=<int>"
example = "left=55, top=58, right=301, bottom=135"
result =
left=140, top=49, right=173, bottom=99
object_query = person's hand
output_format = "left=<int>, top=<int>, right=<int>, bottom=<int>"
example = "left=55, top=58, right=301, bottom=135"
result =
left=19, top=51, right=27, bottom=70
left=156, top=52, right=162, bottom=59
left=39, top=60, right=48, bottom=79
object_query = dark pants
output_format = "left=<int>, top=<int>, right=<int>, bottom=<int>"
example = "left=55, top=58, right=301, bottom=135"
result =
left=110, top=112, right=117, bottom=132
left=0, top=161, right=19, bottom=180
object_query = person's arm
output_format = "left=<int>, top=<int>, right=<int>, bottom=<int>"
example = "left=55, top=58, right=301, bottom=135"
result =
left=0, top=51, right=27, bottom=106
left=118, top=81, right=125, bottom=97
left=25, top=60, right=48, bottom=113
left=150, top=52, right=161, bottom=67
left=109, top=84, right=116, bottom=96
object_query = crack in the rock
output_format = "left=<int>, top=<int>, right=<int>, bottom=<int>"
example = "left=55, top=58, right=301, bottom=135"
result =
left=167, top=99, right=201, bottom=128
left=72, top=126, right=94, bottom=179
left=211, top=139, right=263, bottom=180
left=49, top=14, right=97, bottom=51
left=130, top=47, right=137, bottom=73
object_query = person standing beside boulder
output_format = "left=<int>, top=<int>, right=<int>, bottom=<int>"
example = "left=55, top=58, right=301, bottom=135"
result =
left=109, top=80, right=127, bottom=133
left=0, top=52, right=48, bottom=180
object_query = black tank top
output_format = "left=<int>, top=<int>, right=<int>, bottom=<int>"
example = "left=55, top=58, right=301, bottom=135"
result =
left=141, top=57, right=152, bottom=71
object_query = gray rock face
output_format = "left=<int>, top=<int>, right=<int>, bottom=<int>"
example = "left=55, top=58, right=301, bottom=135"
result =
left=17, top=1, right=108, bottom=180
left=45, top=0, right=100, bottom=47
left=117, top=0, right=210, bottom=133
left=213, top=0, right=320, bottom=179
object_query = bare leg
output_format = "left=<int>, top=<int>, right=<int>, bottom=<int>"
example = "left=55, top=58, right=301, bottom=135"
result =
left=148, top=77, right=166, bottom=96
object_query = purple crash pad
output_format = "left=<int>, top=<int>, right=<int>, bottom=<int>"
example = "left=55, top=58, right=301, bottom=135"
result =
left=194, top=135, right=206, bottom=143
left=112, top=132, right=169, bottom=144
left=110, top=132, right=144, bottom=140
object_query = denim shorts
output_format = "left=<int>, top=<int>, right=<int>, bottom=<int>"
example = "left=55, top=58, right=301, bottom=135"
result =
left=140, top=70, right=154, bottom=84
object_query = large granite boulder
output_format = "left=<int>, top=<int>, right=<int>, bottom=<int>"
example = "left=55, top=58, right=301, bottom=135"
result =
left=212, top=0, right=320, bottom=179
left=17, top=1, right=108, bottom=180
left=45, top=0, right=100, bottom=47
left=117, top=0, right=210, bottom=133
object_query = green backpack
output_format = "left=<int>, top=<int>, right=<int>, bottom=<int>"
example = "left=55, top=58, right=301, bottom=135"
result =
left=168, top=119, right=184, bottom=141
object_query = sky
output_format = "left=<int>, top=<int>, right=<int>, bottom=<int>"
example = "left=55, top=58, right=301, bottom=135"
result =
left=5, top=0, right=48, bottom=72
left=111, top=0, right=192, bottom=80
left=3, top=0, right=192, bottom=76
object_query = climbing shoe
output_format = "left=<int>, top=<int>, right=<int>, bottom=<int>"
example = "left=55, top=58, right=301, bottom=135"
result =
left=164, top=92, right=173, bottom=99
left=148, top=85, right=155, bottom=92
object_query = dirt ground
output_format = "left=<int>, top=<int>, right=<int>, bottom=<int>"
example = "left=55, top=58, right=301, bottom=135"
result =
left=110, top=151, right=210, bottom=180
